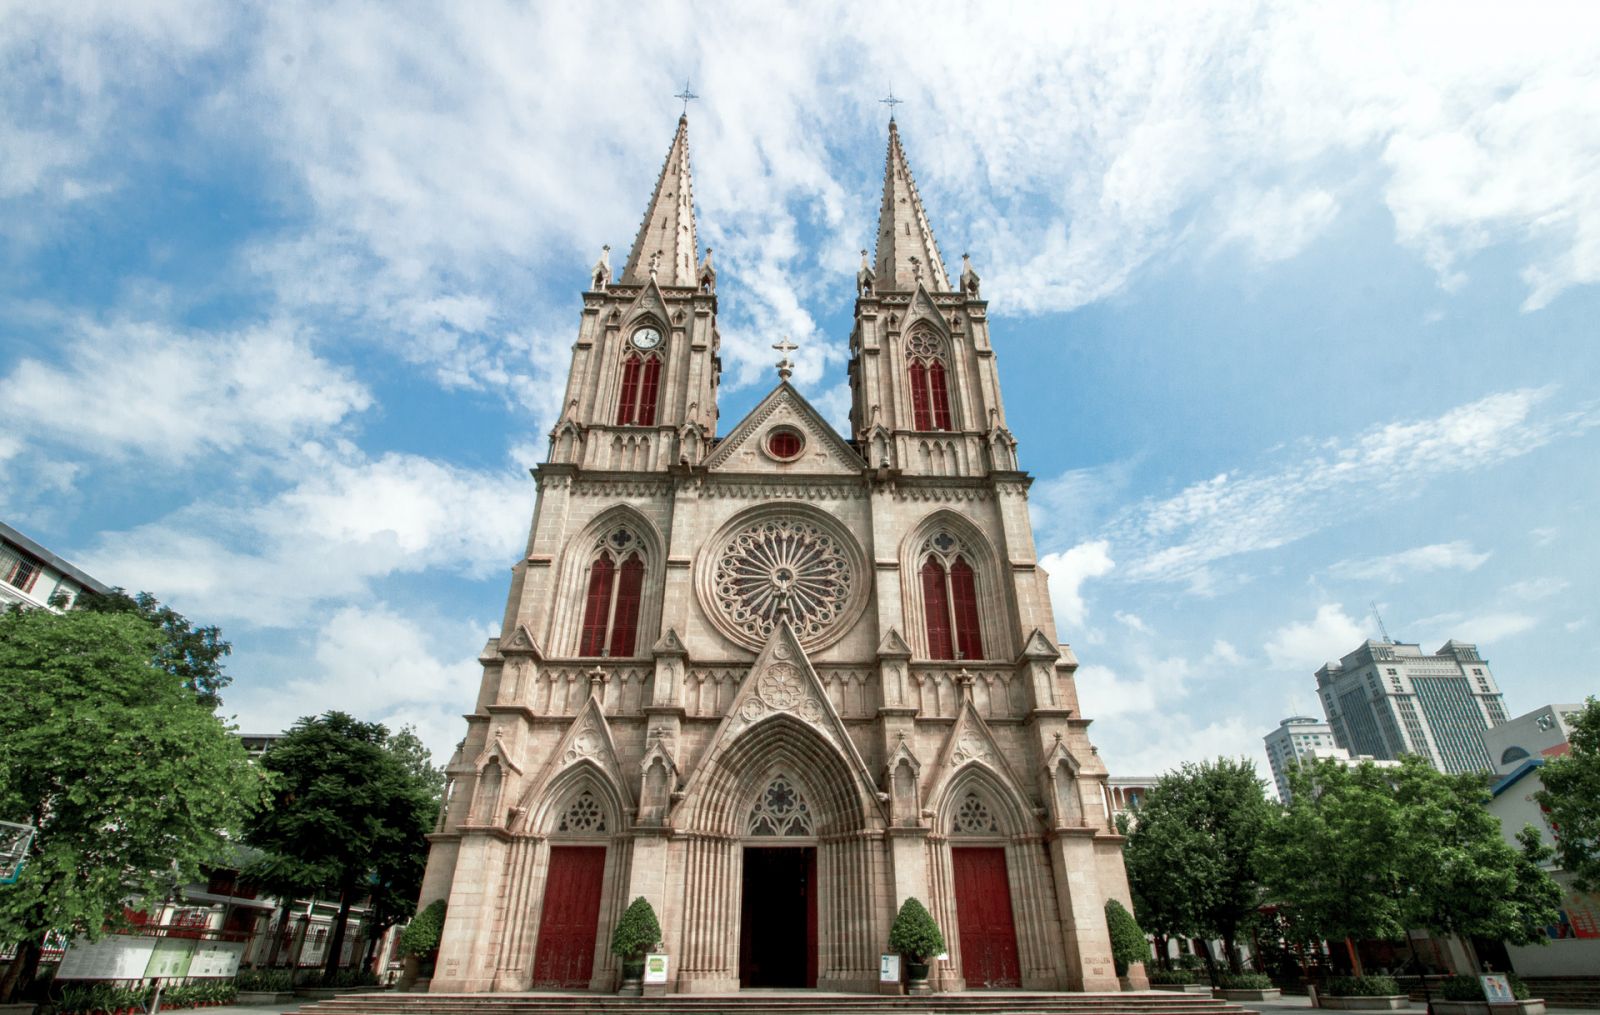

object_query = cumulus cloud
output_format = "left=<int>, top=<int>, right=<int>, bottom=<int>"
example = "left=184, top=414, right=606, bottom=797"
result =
left=1264, top=604, right=1370, bottom=673
left=82, top=446, right=531, bottom=626
left=0, top=318, right=371, bottom=463
left=1329, top=541, right=1492, bottom=583
left=1040, top=540, right=1114, bottom=632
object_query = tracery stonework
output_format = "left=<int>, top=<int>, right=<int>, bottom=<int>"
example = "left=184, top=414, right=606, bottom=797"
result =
left=711, top=516, right=854, bottom=645
left=420, top=113, right=1138, bottom=997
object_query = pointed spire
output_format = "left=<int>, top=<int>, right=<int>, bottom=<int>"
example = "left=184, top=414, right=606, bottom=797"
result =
left=873, top=120, right=950, bottom=292
left=622, top=115, right=699, bottom=286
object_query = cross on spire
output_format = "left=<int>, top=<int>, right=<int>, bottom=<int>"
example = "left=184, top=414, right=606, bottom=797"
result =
left=880, top=89, right=904, bottom=121
left=772, top=336, right=798, bottom=380
left=675, top=79, right=699, bottom=116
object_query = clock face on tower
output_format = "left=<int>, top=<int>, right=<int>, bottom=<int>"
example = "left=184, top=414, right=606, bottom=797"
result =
left=631, top=326, right=662, bottom=351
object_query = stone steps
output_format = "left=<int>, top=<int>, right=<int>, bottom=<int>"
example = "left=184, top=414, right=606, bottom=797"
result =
left=294, top=992, right=1253, bottom=1015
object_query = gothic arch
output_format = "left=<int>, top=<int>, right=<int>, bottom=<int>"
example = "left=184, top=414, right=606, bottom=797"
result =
left=898, top=510, right=1013, bottom=661
left=550, top=505, right=665, bottom=658
left=930, top=761, right=1035, bottom=840
left=523, top=758, right=630, bottom=838
left=679, top=713, right=873, bottom=838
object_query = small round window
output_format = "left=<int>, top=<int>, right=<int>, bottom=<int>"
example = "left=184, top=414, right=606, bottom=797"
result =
left=766, top=427, right=804, bottom=461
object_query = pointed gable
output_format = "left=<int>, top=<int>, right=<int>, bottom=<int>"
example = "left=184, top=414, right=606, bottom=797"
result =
left=927, top=697, right=1033, bottom=811
left=516, top=694, right=635, bottom=814
left=622, top=115, right=699, bottom=286
left=873, top=120, right=951, bottom=292
left=703, top=381, right=865, bottom=475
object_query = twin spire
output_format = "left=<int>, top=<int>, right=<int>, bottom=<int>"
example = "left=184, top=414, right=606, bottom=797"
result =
left=618, top=114, right=955, bottom=295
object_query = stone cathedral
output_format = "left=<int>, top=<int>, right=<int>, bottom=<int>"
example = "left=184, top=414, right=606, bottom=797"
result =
left=419, top=113, right=1142, bottom=996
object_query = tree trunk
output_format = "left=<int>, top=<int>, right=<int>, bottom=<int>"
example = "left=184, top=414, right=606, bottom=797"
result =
left=1154, top=934, right=1170, bottom=970
left=0, top=936, right=44, bottom=1003
left=265, top=900, right=291, bottom=968
left=1200, top=943, right=1219, bottom=986
left=323, top=884, right=355, bottom=979
left=1223, top=930, right=1242, bottom=974
left=1345, top=937, right=1364, bottom=976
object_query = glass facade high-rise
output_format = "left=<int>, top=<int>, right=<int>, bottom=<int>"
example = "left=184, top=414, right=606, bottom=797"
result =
left=1315, top=639, right=1505, bottom=774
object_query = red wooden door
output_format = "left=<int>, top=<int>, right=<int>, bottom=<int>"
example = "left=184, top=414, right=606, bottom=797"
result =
left=952, top=847, right=1021, bottom=988
left=533, top=846, right=607, bottom=987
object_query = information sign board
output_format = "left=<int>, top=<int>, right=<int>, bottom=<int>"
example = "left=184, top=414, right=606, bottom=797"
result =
left=188, top=941, right=244, bottom=979
left=1482, top=975, right=1516, bottom=1005
left=879, top=954, right=900, bottom=982
left=56, top=936, right=157, bottom=981
left=644, top=953, right=669, bottom=985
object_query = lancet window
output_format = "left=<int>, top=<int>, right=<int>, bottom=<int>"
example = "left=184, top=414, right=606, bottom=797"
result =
left=747, top=775, right=815, bottom=837
left=615, top=352, right=663, bottom=426
left=919, top=530, right=983, bottom=660
left=906, top=331, right=952, bottom=431
left=579, top=526, right=647, bottom=657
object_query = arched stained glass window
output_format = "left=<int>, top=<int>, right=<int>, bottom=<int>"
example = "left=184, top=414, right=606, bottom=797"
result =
left=557, top=790, right=606, bottom=833
left=907, top=331, right=952, bottom=432
left=748, top=776, right=815, bottom=837
left=578, top=527, right=647, bottom=657
left=616, top=352, right=663, bottom=425
left=919, top=530, right=984, bottom=660
left=953, top=792, right=999, bottom=834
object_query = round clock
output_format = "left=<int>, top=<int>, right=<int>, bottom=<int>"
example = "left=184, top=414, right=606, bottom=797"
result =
left=631, top=327, right=663, bottom=351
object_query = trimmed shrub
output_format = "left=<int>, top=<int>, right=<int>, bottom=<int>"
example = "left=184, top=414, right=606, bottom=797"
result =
left=1327, top=975, right=1401, bottom=997
left=235, top=969, right=293, bottom=992
left=1148, top=969, right=1198, bottom=985
left=399, top=898, right=448, bottom=958
left=610, top=896, right=663, bottom=959
left=1104, top=899, right=1148, bottom=975
left=887, top=897, right=945, bottom=960
left=1216, top=972, right=1274, bottom=990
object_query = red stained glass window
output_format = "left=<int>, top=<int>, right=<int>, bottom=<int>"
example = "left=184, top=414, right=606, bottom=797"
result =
left=637, top=356, right=662, bottom=426
left=767, top=429, right=802, bottom=459
left=616, top=354, right=641, bottom=425
left=922, top=558, right=955, bottom=660
left=579, top=557, right=615, bottom=656
left=950, top=556, right=983, bottom=660
left=929, top=361, right=952, bottom=431
left=609, top=553, right=644, bottom=657
left=909, top=360, right=932, bottom=431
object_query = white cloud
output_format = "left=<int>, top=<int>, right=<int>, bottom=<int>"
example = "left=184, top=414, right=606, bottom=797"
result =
left=1114, top=611, right=1150, bottom=634
left=1503, top=577, right=1568, bottom=602
left=1040, top=540, right=1114, bottom=632
left=0, top=319, right=371, bottom=464
left=82, top=446, right=531, bottom=626
left=1075, top=655, right=1192, bottom=721
left=1104, top=388, right=1598, bottom=588
left=1101, top=715, right=1261, bottom=779
left=1215, top=186, right=1340, bottom=263
left=1329, top=540, right=1492, bottom=583
left=228, top=604, right=484, bottom=764
left=1264, top=604, right=1370, bottom=673
left=1208, top=639, right=1244, bottom=666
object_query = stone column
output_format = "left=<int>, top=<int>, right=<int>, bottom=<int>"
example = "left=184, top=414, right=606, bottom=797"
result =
left=1045, top=829, right=1119, bottom=991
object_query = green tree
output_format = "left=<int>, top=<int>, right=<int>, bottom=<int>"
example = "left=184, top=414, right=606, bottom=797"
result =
left=1263, top=756, right=1562, bottom=973
left=1105, top=898, right=1148, bottom=976
left=244, top=712, right=435, bottom=979
left=78, top=589, right=232, bottom=708
left=0, top=608, right=264, bottom=1001
left=1262, top=760, right=1408, bottom=973
left=1123, top=758, right=1273, bottom=974
left=1535, top=697, right=1600, bottom=891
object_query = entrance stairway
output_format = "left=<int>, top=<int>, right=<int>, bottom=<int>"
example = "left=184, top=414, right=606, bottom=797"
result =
left=296, top=990, right=1255, bottom=1015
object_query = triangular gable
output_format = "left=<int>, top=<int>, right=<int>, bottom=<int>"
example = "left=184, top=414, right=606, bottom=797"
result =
left=619, top=277, right=671, bottom=328
left=926, top=697, right=1033, bottom=807
left=877, top=627, right=912, bottom=658
left=500, top=623, right=543, bottom=658
left=703, top=381, right=865, bottom=475
left=676, top=620, right=885, bottom=820
left=903, top=284, right=950, bottom=335
left=1019, top=628, right=1059, bottom=661
left=652, top=627, right=687, bottom=656
left=515, top=694, right=634, bottom=812
left=473, top=728, right=523, bottom=776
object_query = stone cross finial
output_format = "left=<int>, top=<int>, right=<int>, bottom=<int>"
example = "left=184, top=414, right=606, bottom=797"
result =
left=588, top=666, right=606, bottom=697
left=956, top=668, right=975, bottom=704
left=772, top=335, right=798, bottom=380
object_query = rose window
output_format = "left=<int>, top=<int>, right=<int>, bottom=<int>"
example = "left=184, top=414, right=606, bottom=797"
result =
left=557, top=790, right=606, bottom=833
left=953, top=792, right=999, bottom=835
left=711, top=517, right=854, bottom=644
left=908, top=332, right=942, bottom=358
left=748, top=776, right=814, bottom=837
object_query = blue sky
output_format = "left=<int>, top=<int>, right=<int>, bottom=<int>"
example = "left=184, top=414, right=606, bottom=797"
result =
left=3, top=2, right=1597, bottom=776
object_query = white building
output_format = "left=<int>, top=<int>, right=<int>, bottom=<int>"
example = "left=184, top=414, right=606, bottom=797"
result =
left=1481, top=703, right=1585, bottom=774
left=1487, top=758, right=1600, bottom=975
left=0, top=521, right=110, bottom=612
left=1263, top=716, right=1347, bottom=802
left=1316, top=639, right=1509, bottom=774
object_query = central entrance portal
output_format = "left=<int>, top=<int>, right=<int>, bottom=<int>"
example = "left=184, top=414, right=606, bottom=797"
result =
left=738, top=847, right=817, bottom=988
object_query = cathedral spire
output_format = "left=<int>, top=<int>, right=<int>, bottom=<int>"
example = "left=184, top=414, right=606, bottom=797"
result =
left=622, top=115, right=699, bottom=287
left=872, top=120, right=950, bottom=292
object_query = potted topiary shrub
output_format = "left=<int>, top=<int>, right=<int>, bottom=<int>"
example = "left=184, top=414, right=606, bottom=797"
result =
left=1215, top=972, right=1282, bottom=1001
left=398, top=898, right=447, bottom=993
left=1104, top=899, right=1149, bottom=990
left=1322, top=975, right=1408, bottom=1010
left=888, top=898, right=945, bottom=996
left=610, top=896, right=662, bottom=997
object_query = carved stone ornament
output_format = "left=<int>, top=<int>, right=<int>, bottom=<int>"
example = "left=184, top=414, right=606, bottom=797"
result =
left=700, top=510, right=867, bottom=650
left=953, top=729, right=990, bottom=765
left=758, top=664, right=805, bottom=709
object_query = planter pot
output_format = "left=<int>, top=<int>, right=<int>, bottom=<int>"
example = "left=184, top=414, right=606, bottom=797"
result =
left=1218, top=988, right=1283, bottom=1001
left=1322, top=996, right=1409, bottom=1010
left=292, top=987, right=381, bottom=1000
left=1152, top=983, right=1212, bottom=994
left=235, top=991, right=295, bottom=1005
left=906, top=960, right=932, bottom=996
left=618, top=959, right=645, bottom=997
left=2, top=1007, right=37, bottom=1015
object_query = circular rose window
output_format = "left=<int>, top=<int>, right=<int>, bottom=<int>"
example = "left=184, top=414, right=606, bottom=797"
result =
left=765, top=426, right=803, bottom=461
left=698, top=508, right=867, bottom=650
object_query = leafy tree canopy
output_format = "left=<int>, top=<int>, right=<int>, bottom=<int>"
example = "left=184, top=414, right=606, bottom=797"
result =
left=1123, top=757, right=1274, bottom=972
left=0, top=607, right=264, bottom=1000
left=610, top=897, right=662, bottom=959
left=243, top=711, right=435, bottom=978
left=887, top=897, right=945, bottom=960
left=78, top=589, right=231, bottom=708
left=1535, top=697, right=1600, bottom=892
left=1104, top=898, right=1148, bottom=975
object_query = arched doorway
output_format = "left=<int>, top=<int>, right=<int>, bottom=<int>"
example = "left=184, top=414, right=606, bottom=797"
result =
left=738, top=774, right=818, bottom=987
